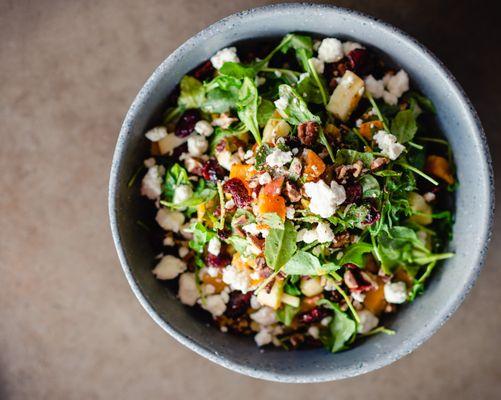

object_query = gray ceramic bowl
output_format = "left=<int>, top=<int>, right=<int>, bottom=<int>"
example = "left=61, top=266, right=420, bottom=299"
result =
left=109, top=3, right=494, bottom=382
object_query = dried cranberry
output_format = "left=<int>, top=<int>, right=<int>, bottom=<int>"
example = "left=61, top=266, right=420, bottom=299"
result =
left=201, top=159, right=226, bottom=182
left=298, top=307, right=330, bottom=324
left=224, top=291, right=252, bottom=318
left=344, top=264, right=373, bottom=292
left=206, top=252, right=231, bottom=268
left=171, top=142, right=188, bottom=160
left=192, top=60, right=215, bottom=81
left=324, top=289, right=343, bottom=303
left=364, top=205, right=381, bottom=225
left=344, top=181, right=362, bottom=204
left=175, top=109, right=199, bottom=137
left=223, top=178, right=251, bottom=208
left=217, top=228, right=231, bottom=240
left=346, top=48, right=374, bottom=76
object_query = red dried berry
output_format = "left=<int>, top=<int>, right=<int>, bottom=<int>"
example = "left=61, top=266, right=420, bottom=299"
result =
left=343, top=265, right=373, bottom=292
left=192, top=60, right=215, bottom=81
left=224, top=291, right=252, bottom=318
left=175, top=109, right=199, bottom=137
left=223, top=178, right=251, bottom=208
left=364, top=205, right=381, bottom=225
left=201, top=159, right=226, bottom=182
left=206, top=252, right=231, bottom=268
left=298, top=307, right=330, bottom=324
left=347, top=48, right=374, bottom=76
left=344, top=181, right=362, bottom=204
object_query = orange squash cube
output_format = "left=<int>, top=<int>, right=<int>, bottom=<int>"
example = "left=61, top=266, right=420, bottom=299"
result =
left=257, top=191, right=286, bottom=220
left=303, top=149, right=326, bottom=181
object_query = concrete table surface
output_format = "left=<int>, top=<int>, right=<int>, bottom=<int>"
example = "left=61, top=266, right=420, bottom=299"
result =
left=1, top=0, right=500, bottom=398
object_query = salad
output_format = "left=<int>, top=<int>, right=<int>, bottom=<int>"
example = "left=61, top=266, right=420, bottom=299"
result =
left=135, top=34, right=456, bottom=352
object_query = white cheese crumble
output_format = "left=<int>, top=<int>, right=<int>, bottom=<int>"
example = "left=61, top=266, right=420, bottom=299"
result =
left=207, top=237, right=221, bottom=256
left=152, top=255, right=187, bottom=280
left=307, top=326, right=320, bottom=339
left=211, top=113, right=237, bottom=129
left=141, top=166, right=162, bottom=200
left=178, top=246, right=189, bottom=258
left=178, top=272, right=199, bottom=305
left=297, top=222, right=334, bottom=244
left=382, top=91, right=398, bottom=106
left=286, top=206, right=295, bottom=220
left=250, top=307, right=277, bottom=326
left=155, top=209, right=185, bottom=232
left=265, top=149, right=293, bottom=168
left=210, top=47, right=239, bottom=70
left=386, top=69, right=410, bottom=98
left=364, top=75, right=385, bottom=98
left=258, top=172, right=272, bottom=185
left=157, top=132, right=187, bottom=156
left=187, top=135, right=208, bottom=157
left=317, top=38, right=344, bottom=63
left=145, top=126, right=167, bottom=142
left=384, top=281, right=408, bottom=304
left=352, top=291, right=366, bottom=303
left=309, top=57, right=325, bottom=74
left=304, top=179, right=346, bottom=218
left=194, top=120, right=214, bottom=137
left=173, top=184, right=193, bottom=205
left=143, top=157, right=156, bottom=168
left=222, top=264, right=253, bottom=293
left=373, top=131, right=405, bottom=160
left=216, top=149, right=239, bottom=171
left=200, top=294, right=227, bottom=317
left=163, top=235, right=174, bottom=246
left=357, top=310, right=379, bottom=334
left=342, top=41, right=363, bottom=55
left=321, top=316, right=332, bottom=327
left=274, top=96, right=289, bottom=118
left=254, top=329, right=273, bottom=347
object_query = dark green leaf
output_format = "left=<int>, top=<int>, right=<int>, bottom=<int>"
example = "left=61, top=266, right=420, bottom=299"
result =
left=163, top=164, right=190, bottom=199
left=256, top=99, right=276, bottom=128
left=188, top=222, right=216, bottom=253
left=391, top=109, right=417, bottom=143
left=317, top=299, right=357, bottom=352
left=338, top=242, right=373, bottom=268
left=236, top=77, right=261, bottom=144
left=359, top=174, right=381, bottom=199
left=275, top=84, right=321, bottom=125
left=264, top=220, right=297, bottom=271
left=219, top=62, right=256, bottom=79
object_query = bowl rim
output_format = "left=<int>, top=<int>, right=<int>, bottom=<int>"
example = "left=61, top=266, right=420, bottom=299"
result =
left=109, top=2, right=494, bottom=382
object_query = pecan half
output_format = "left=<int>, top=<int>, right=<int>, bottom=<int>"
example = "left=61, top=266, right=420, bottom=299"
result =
left=297, top=121, right=320, bottom=146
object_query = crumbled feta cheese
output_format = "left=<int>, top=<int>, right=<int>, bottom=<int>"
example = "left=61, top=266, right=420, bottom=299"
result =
left=316, top=222, right=335, bottom=243
left=321, top=316, right=332, bottom=326
left=187, top=135, right=208, bottom=157
left=342, top=41, right=363, bottom=55
left=211, top=113, right=238, bottom=129
left=145, top=126, right=168, bottom=142
left=250, top=295, right=261, bottom=309
left=352, top=291, right=366, bottom=303
left=202, top=283, right=216, bottom=296
left=224, top=199, right=235, bottom=209
left=143, top=157, right=156, bottom=168
left=157, top=132, right=187, bottom=156
left=181, top=153, right=202, bottom=174
left=200, top=294, right=227, bottom=317
left=155, top=209, right=185, bottom=232
left=220, top=326, right=228, bottom=333
left=216, top=149, right=239, bottom=171
left=243, top=149, right=254, bottom=159
left=274, top=96, right=289, bottom=118
left=382, top=90, right=398, bottom=105
left=357, top=310, right=379, bottom=334
left=386, top=69, right=410, bottom=98
left=307, top=326, right=320, bottom=339
left=317, top=38, right=344, bottom=63
left=304, top=179, right=346, bottom=218
left=206, top=266, right=219, bottom=277
left=194, top=120, right=214, bottom=137
left=309, top=57, right=325, bottom=74
left=210, top=47, right=239, bottom=69
left=180, top=220, right=194, bottom=239
left=207, top=237, right=221, bottom=256
left=266, top=149, right=293, bottom=168
left=258, top=172, right=272, bottom=185
left=243, top=223, right=260, bottom=236
left=423, top=192, right=436, bottom=203
left=178, top=273, right=199, bottom=305
left=173, top=184, right=193, bottom=205
left=297, top=228, right=317, bottom=244
left=286, top=206, right=295, bottom=220
left=384, top=281, right=408, bottom=304
left=373, top=131, right=405, bottom=160
left=364, top=75, right=385, bottom=99
left=141, top=166, right=162, bottom=200
left=163, top=235, right=174, bottom=246
left=250, top=306, right=277, bottom=326
left=152, top=255, right=187, bottom=280
left=254, top=329, right=273, bottom=347
left=222, top=264, right=253, bottom=293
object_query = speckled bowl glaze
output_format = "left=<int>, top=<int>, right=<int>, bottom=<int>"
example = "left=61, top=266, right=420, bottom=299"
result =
left=109, top=3, right=494, bottom=382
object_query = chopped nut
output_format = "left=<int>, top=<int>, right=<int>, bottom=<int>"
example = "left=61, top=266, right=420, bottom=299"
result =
left=297, top=121, right=320, bottom=146
left=370, top=157, right=389, bottom=171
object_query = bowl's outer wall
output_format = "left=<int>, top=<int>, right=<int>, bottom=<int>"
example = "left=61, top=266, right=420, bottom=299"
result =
left=109, top=3, right=493, bottom=382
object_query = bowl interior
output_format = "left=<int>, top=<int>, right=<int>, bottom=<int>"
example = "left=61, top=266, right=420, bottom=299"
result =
left=109, top=4, right=492, bottom=382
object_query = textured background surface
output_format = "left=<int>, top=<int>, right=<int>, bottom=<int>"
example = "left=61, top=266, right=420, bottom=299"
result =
left=1, top=0, right=500, bottom=399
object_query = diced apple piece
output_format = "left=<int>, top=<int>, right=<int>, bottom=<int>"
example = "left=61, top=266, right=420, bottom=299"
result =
left=262, top=112, right=291, bottom=143
left=326, top=71, right=365, bottom=122
left=300, top=277, right=324, bottom=297
left=281, top=293, right=300, bottom=308
left=257, top=279, right=284, bottom=309
left=408, top=192, right=432, bottom=225
left=157, top=132, right=187, bottom=155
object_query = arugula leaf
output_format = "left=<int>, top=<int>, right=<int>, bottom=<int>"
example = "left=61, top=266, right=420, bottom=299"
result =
left=296, top=73, right=324, bottom=104
left=163, top=164, right=190, bottom=199
left=256, top=99, right=276, bottom=128
left=188, top=222, right=215, bottom=253
left=338, top=242, right=373, bottom=268
left=264, top=220, right=297, bottom=271
left=279, top=33, right=313, bottom=71
left=391, top=109, right=417, bottom=143
left=219, top=62, right=256, bottom=79
left=284, top=275, right=302, bottom=296
left=236, top=77, right=261, bottom=145
left=275, top=84, right=321, bottom=125
left=407, top=91, right=436, bottom=114
left=254, top=143, right=272, bottom=170
left=161, top=187, right=217, bottom=210
left=318, top=299, right=357, bottom=353
left=276, top=304, right=300, bottom=326
left=178, top=76, right=205, bottom=109
left=284, top=251, right=341, bottom=275
left=335, top=149, right=374, bottom=168
left=359, top=174, right=381, bottom=199
left=203, top=76, right=242, bottom=113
